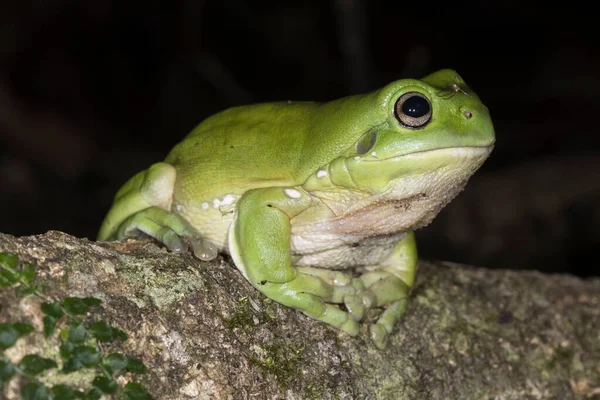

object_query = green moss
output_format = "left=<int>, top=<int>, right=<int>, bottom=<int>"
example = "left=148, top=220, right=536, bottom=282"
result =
left=248, top=342, right=304, bottom=391
left=223, top=297, right=276, bottom=332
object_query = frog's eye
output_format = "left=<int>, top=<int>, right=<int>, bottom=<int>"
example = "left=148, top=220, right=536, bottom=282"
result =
left=394, top=92, right=432, bottom=129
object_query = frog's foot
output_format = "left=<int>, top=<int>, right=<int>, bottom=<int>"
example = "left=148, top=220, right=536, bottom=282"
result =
left=358, top=231, right=418, bottom=349
left=261, top=269, right=361, bottom=336
left=296, top=266, right=367, bottom=321
left=116, top=206, right=218, bottom=261
left=360, top=270, right=410, bottom=349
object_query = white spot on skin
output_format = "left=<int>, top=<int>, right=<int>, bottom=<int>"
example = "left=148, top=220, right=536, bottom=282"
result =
left=371, top=151, right=377, bottom=158
left=354, top=156, right=360, bottom=160
left=202, top=202, right=209, bottom=210
left=212, top=198, right=221, bottom=208
left=317, top=170, right=328, bottom=178
left=285, top=188, right=302, bottom=199
left=176, top=204, right=185, bottom=212
left=221, top=194, right=236, bottom=206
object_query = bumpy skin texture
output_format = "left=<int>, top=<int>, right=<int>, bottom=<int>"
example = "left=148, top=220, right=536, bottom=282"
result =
left=98, top=69, right=495, bottom=348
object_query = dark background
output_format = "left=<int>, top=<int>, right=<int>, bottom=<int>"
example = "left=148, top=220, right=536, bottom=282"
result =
left=1, top=1, right=598, bottom=277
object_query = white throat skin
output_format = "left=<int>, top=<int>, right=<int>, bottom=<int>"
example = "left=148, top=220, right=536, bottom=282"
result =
left=290, top=146, right=492, bottom=269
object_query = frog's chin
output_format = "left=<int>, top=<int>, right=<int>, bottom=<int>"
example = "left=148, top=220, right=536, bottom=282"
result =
left=338, top=145, right=493, bottom=233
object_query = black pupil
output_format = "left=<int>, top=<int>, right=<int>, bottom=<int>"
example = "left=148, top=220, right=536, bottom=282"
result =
left=401, top=95, right=429, bottom=118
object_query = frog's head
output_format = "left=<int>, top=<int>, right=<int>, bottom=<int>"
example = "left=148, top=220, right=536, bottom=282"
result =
left=308, top=69, right=495, bottom=226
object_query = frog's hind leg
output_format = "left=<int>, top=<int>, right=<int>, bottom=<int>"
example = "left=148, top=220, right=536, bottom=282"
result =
left=360, top=231, right=417, bottom=349
left=98, top=162, right=217, bottom=261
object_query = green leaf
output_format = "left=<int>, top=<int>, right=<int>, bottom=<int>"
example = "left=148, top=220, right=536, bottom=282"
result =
left=43, top=315, right=57, bottom=337
left=0, top=276, right=13, bottom=287
left=41, top=301, right=65, bottom=318
left=91, top=375, right=117, bottom=394
left=113, top=327, right=128, bottom=341
left=0, top=359, right=16, bottom=380
left=84, top=387, right=103, bottom=400
left=121, top=382, right=152, bottom=400
left=0, top=252, right=17, bottom=268
left=16, top=285, right=37, bottom=298
left=89, top=321, right=112, bottom=341
left=62, top=298, right=89, bottom=315
left=61, top=357, right=84, bottom=373
left=125, top=357, right=147, bottom=374
left=82, top=297, right=101, bottom=307
left=0, top=323, right=32, bottom=349
left=89, top=322, right=128, bottom=342
left=62, top=345, right=100, bottom=372
left=73, top=345, right=101, bottom=367
left=67, top=323, right=87, bottom=344
left=13, top=322, right=35, bottom=336
left=20, top=354, right=58, bottom=375
left=60, top=342, right=75, bottom=358
left=21, top=381, right=50, bottom=400
left=51, top=384, right=85, bottom=399
left=0, top=268, right=19, bottom=285
left=0, top=324, right=18, bottom=349
left=102, top=353, right=128, bottom=374
left=21, top=262, right=36, bottom=282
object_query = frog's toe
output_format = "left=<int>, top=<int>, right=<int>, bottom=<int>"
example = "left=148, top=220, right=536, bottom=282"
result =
left=296, top=266, right=353, bottom=286
left=361, top=289, right=377, bottom=309
left=187, top=236, right=218, bottom=261
left=343, top=294, right=365, bottom=321
left=340, top=317, right=360, bottom=336
left=153, top=228, right=184, bottom=252
left=369, top=323, right=389, bottom=350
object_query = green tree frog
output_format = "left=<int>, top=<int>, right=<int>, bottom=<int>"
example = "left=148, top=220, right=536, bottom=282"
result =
left=98, top=69, right=495, bottom=349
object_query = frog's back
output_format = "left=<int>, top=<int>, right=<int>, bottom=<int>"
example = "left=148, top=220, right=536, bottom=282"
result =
left=165, top=94, right=381, bottom=198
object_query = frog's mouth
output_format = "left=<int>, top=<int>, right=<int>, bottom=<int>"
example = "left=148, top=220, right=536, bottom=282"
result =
left=342, top=145, right=493, bottom=191
left=354, top=144, right=494, bottom=163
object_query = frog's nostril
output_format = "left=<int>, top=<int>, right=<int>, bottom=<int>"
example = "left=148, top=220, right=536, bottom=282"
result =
left=463, top=110, right=473, bottom=119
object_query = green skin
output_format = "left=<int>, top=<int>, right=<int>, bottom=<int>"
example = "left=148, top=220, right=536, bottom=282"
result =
left=98, top=69, right=495, bottom=349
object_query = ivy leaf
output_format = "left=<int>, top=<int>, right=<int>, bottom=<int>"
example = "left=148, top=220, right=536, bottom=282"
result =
left=21, top=381, right=50, bottom=400
left=43, top=315, right=57, bottom=337
left=84, top=387, right=103, bottom=400
left=82, top=297, right=102, bottom=307
left=20, top=354, right=58, bottom=375
left=62, top=357, right=84, bottom=374
left=121, top=382, right=152, bottom=400
left=51, top=384, right=85, bottom=399
left=91, top=375, right=117, bottom=394
left=41, top=301, right=65, bottom=318
left=60, top=342, right=75, bottom=358
left=0, top=324, right=18, bottom=349
left=0, top=359, right=16, bottom=381
left=0, top=252, right=17, bottom=268
left=0, top=323, right=33, bottom=349
left=13, top=322, right=35, bottom=336
left=62, top=344, right=101, bottom=373
left=126, top=357, right=147, bottom=374
left=61, top=297, right=101, bottom=315
left=90, top=321, right=128, bottom=342
left=102, top=353, right=128, bottom=374
left=0, top=267, right=19, bottom=286
left=21, top=262, right=36, bottom=282
left=62, top=298, right=90, bottom=315
left=67, top=323, right=87, bottom=344
left=16, top=284, right=37, bottom=298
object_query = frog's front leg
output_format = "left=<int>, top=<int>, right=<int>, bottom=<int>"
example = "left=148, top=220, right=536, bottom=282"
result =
left=360, top=231, right=417, bottom=349
left=229, top=187, right=362, bottom=336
